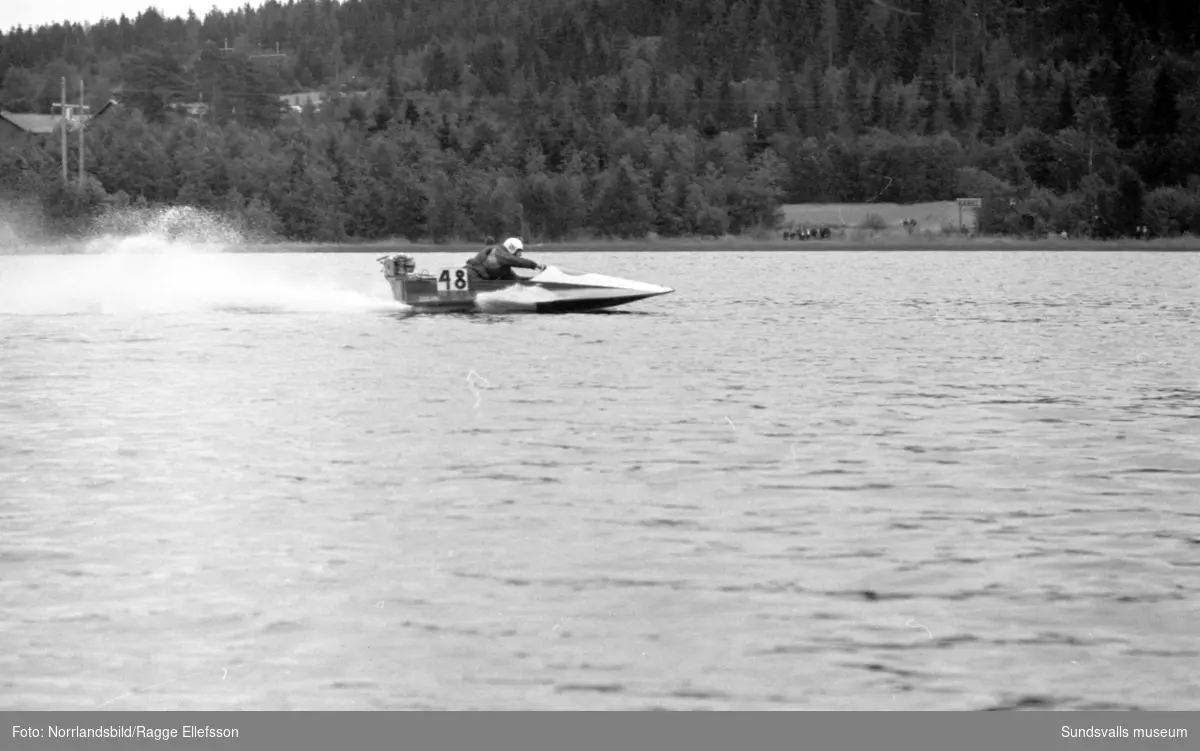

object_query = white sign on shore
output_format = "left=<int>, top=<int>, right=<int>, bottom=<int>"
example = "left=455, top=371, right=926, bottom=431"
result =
left=956, top=197, right=983, bottom=230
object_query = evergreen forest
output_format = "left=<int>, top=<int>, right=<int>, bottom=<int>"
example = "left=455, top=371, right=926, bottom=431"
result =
left=2, top=0, right=1199, bottom=243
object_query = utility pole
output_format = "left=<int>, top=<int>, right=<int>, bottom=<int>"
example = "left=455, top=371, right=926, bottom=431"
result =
left=217, top=39, right=235, bottom=123
left=51, top=77, right=91, bottom=187
left=952, top=26, right=957, bottom=77
left=51, top=77, right=69, bottom=182
left=78, top=79, right=86, bottom=188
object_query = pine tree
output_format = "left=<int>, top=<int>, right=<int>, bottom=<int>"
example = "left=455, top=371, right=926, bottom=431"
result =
left=982, top=77, right=1005, bottom=140
left=772, top=76, right=791, bottom=133
left=946, top=78, right=966, bottom=133
left=846, top=64, right=863, bottom=135
left=869, top=79, right=885, bottom=130
left=386, top=64, right=403, bottom=107
left=787, top=74, right=808, bottom=134
left=855, top=18, right=885, bottom=76
left=591, top=157, right=653, bottom=238
left=1114, top=165, right=1144, bottom=237
left=404, top=99, right=420, bottom=127
left=807, top=65, right=824, bottom=136
left=1057, top=80, right=1075, bottom=132
left=716, top=78, right=736, bottom=130
left=1141, top=64, right=1183, bottom=188
left=693, top=75, right=708, bottom=123
left=1145, top=65, right=1180, bottom=141
left=819, top=0, right=838, bottom=69
left=614, top=75, right=632, bottom=122
left=647, top=72, right=662, bottom=120
left=1109, top=62, right=1136, bottom=149
left=1014, top=68, right=1034, bottom=131
left=895, top=20, right=922, bottom=82
left=919, top=58, right=941, bottom=134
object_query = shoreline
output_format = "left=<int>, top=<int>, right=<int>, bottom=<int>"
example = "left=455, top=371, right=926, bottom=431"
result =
left=5, top=236, right=1200, bottom=255
left=4, top=199, right=1197, bottom=253
left=279, top=237, right=1200, bottom=253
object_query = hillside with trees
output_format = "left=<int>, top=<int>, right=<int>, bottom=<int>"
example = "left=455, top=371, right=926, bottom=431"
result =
left=2, top=0, right=1199, bottom=243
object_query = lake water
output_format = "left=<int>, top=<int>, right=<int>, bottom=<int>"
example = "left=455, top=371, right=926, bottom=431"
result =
left=1, top=239, right=1198, bottom=711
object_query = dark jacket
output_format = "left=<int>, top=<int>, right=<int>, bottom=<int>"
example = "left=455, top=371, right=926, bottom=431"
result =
left=465, top=244, right=540, bottom=280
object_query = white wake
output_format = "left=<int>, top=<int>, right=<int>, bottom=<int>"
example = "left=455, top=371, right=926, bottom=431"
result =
left=0, top=207, right=401, bottom=316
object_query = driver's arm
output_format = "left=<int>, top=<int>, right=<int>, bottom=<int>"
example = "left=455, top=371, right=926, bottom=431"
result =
left=493, top=247, right=541, bottom=270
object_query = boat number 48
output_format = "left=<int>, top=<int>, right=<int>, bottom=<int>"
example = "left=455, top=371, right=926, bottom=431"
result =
left=437, top=268, right=470, bottom=292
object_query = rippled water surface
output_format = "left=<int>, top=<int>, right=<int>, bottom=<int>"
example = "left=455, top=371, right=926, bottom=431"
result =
left=1, top=246, right=1198, bottom=711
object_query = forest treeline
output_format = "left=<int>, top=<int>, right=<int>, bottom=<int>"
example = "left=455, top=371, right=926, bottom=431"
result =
left=2, top=0, right=1200, bottom=242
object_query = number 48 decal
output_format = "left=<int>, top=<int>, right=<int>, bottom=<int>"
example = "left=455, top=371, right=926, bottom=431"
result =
left=437, top=268, right=470, bottom=293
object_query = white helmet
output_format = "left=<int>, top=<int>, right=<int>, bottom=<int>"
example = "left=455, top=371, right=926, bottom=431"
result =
left=503, top=237, right=524, bottom=254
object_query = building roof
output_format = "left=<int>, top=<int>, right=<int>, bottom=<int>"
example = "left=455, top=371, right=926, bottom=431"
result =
left=177, top=102, right=210, bottom=116
left=0, top=100, right=120, bottom=134
left=0, top=112, right=63, bottom=134
left=92, top=100, right=119, bottom=118
left=281, top=91, right=323, bottom=108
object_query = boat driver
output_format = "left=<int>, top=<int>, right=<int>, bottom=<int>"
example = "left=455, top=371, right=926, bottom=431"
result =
left=465, top=237, right=545, bottom=281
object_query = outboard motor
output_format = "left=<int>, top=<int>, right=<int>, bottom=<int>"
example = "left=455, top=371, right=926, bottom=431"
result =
left=378, top=253, right=416, bottom=278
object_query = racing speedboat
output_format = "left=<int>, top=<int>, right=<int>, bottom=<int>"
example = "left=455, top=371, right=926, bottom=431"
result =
left=378, top=253, right=674, bottom=312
